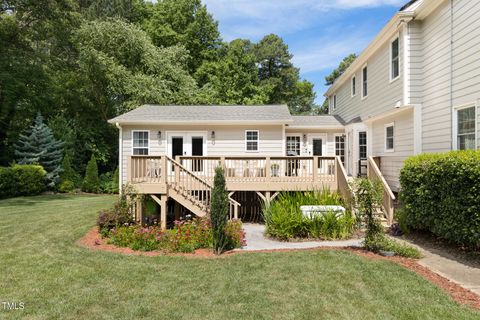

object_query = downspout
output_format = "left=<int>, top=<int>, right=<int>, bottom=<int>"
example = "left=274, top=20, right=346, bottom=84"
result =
left=116, top=122, right=123, bottom=194
left=450, top=0, right=454, bottom=150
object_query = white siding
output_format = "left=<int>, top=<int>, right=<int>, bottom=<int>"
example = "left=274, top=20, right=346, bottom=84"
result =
left=120, top=124, right=284, bottom=182
left=370, top=110, right=414, bottom=191
left=420, top=0, right=480, bottom=153
left=331, top=30, right=404, bottom=123
left=284, top=129, right=344, bottom=157
left=409, top=20, right=423, bottom=105
left=420, top=1, right=453, bottom=153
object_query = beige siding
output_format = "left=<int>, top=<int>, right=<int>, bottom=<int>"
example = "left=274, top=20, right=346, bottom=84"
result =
left=285, top=129, right=344, bottom=157
left=420, top=1, right=452, bottom=153
left=419, top=0, right=480, bottom=153
left=370, top=110, right=414, bottom=191
left=332, top=30, right=404, bottom=123
left=409, top=20, right=423, bottom=104
left=120, top=124, right=284, bottom=182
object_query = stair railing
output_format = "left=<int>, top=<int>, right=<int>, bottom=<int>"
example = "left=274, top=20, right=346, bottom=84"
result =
left=367, top=156, right=395, bottom=225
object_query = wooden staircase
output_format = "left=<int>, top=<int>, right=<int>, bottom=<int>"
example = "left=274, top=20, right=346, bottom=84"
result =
left=166, top=157, right=239, bottom=218
left=367, top=156, right=396, bottom=225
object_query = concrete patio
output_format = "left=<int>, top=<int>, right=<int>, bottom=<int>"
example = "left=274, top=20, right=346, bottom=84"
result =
left=239, top=223, right=362, bottom=251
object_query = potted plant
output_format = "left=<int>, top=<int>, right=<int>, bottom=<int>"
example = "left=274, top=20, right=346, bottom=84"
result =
left=271, top=163, right=280, bottom=177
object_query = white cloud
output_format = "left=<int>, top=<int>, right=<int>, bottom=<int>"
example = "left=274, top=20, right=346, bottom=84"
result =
left=291, top=34, right=370, bottom=74
left=203, top=0, right=404, bottom=40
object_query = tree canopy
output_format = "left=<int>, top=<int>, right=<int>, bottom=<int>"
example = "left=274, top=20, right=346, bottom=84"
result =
left=325, top=53, right=357, bottom=86
left=0, top=0, right=319, bottom=177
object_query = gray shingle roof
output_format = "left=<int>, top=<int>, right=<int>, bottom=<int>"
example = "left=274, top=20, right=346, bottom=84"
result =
left=108, top=104, right=293, bottom=124
left=289, top=115, right=344, bottom=128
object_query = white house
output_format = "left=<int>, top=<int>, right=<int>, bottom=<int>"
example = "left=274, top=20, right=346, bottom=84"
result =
left=108, top=105, right=352, bottom=228
left=325, top=0, right=480, bottom=191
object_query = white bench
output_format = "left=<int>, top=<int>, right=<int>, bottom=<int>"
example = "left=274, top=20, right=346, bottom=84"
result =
left=300, top=205, right=346, bottom=218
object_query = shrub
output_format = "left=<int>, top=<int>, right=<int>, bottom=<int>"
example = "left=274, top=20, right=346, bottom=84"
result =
left=211, top=166, right=229, bottom=254
left=400, top=150, right=480, bottom=250
left=97, top=185, right=137, bottom=233
left=107, top=217, right=244, bottom=253
left=60, top=155, right=80, bottom=192
left=0, top=165, right=46, bottom=198
left=225, top=219, right=246, bottom=249
left=363, top=234, right=421, bottom=259
left=0, top=167, right=16, bottom=198
left=59, top=180, right=76, bottom=193
left=352, top=178, right=420, bottom=258
left=262, top=189, right=354, bottom=241
left=99, top=167, right=119, bottom=194
left=82, top=154, right=100, bottom=193
left=12, top=164, right=46, bottom=196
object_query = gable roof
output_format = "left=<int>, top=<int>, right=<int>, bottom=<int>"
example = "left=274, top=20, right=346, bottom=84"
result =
left=108, top=104, right=293, bottom=125
left=288, top=116, right=344, bottom=129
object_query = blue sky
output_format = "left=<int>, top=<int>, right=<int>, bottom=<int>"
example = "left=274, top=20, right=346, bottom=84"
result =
left=202, top=0, right=406, bottom=103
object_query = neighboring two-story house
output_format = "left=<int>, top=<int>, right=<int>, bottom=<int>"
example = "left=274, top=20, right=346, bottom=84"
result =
left=326, top=0, right=480, bottom=191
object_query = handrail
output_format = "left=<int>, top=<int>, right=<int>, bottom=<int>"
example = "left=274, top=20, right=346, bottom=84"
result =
left=335, top=156, right=353, bottom=209
left=166, top=156, right=240, bottom=217
left=367, top=157, right=396, bottom=200
left=167, top=156, right=212, bottom=189
left=367, top=156, right=395, bottom=224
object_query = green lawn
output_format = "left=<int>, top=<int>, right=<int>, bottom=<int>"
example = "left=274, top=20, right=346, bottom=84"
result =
left=0, top=195, right=478, bottom=320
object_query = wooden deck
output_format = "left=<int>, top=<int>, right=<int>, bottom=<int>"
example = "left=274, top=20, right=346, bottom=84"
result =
left=128, top=155, right=345, bottom=193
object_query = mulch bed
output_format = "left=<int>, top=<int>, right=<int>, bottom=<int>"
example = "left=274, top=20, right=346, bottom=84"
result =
left=77, top=227, right=480, bottom=310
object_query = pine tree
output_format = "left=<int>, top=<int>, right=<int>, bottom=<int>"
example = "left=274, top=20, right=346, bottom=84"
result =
left=82, top=154, right=100, bottom=193
left=210, top=166, right=229, bottom=255
left=14, top=113, right=64, bottom=188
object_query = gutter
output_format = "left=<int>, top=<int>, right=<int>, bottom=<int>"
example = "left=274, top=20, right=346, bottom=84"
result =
left=115, top=122, right=123, bottom=194
left=107, top=119, right=294, bottom=126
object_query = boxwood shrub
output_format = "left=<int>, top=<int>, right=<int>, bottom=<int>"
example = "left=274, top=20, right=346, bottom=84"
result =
left=0, top=164, right=46, bottom=198
left=399, top=150, right=480, bottom=249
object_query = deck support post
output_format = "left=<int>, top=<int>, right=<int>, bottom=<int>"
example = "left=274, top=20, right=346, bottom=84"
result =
left=136, top=198, right=143, bottom=225
left=160, top=196, right=167, bottom=230
left=150, top=194, right=168, bottom=230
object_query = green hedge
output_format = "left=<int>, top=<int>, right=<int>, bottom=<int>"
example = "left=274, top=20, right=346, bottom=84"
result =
left=399, top=150, right=480, bottom=249
left=0, top=164, right=46, bottom=198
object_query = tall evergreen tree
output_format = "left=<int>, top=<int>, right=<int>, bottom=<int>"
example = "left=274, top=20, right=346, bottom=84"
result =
left=14, top=113, right=64, bottom=188
left=210, top=166, right=229, bottom=255
left=82, top=154, right=100, bottom=193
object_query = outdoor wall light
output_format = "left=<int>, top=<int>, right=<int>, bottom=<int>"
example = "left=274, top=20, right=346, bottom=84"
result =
left=303, top=134, right=307, bottom=143
left=211, top=131, right=215, bottom=139
left=157, top=131, right=162, bottom=139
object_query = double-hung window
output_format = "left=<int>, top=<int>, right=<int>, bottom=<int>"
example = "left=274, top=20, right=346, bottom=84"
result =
left=385, top=123, right=394, bottom=152
left=362, top=66, right=368, bottom=98
left=331, top=95, right=337, bottom=111
left=456, top=106, right=476, bottom=150
left=132, top=131, right=149, bottom=155
left=391, top=38, right=400, bottom=80
left=246, top=130, right=259, bottom=152
left=286, top=136, right=301, bottom=156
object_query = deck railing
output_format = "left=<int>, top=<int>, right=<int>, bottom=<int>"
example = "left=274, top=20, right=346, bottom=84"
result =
left=367, top=156, right=395, bottom=224
left=178, top=156, right=336, bottom=183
